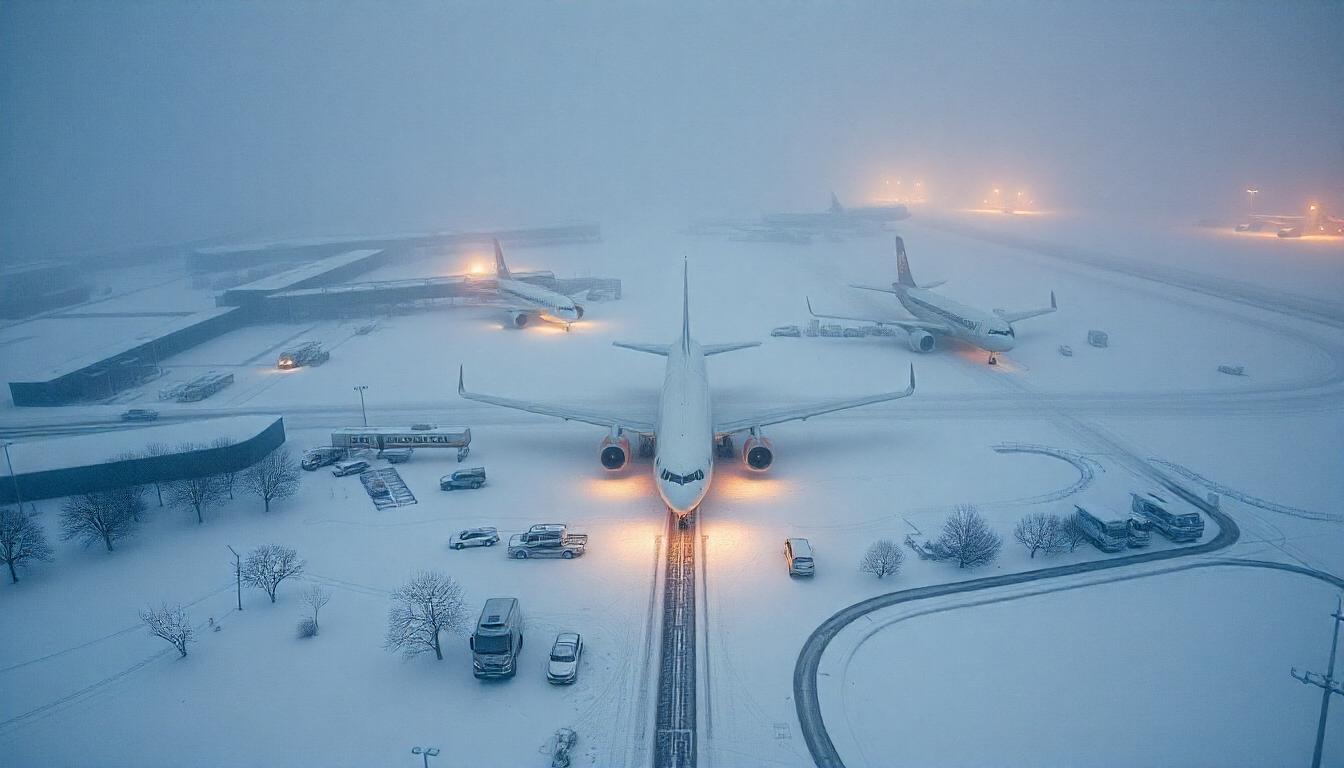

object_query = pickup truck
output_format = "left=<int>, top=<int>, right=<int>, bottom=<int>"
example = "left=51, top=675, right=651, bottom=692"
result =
left=508, top=523, right=588, bottom=560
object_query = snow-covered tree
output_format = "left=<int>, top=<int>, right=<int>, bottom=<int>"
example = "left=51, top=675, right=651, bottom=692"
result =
left=140, top=603, right=194, bottom=657
left=301, top=584, right=331, bottom=632
left=59, top=490, right=141, bottom=552
left=0, top=508, right=54, bottom=583
left=1014, top=512, right=1066, bottom=558
left=167, top=448, right=226, bottom=524
left=210, top=437, right=239, bottom=499
left=385, top=571, right=468, bottom=661
left=859, top=538, right=903, bottom=579
left=241, top=544, right=305, bottom=603
left=936, top=505, right=1002, bottom=569
left=1057, top=511, right=1088, bottom=552
left=242, top=448, right=300, bottom=514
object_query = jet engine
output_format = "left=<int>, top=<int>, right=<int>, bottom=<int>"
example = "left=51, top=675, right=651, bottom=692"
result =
left=511, top=312, right=530, bottom=328
left=906, top=329, right=935, bottom=352
left=742, top=435, right=775, bottom=471
left=599, top=434, right=630, bottom=470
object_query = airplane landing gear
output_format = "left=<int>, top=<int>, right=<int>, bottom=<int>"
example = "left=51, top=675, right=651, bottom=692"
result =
left=715, top=434, right=735, bottom=459
left=988, top=352, right=998, bottom=366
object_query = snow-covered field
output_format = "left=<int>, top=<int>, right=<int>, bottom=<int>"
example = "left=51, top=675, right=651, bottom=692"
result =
left=2, top=217, right=1342, bottom=766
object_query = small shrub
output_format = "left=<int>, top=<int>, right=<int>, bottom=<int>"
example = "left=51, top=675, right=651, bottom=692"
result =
left=296, top=617, right=319, bottom=639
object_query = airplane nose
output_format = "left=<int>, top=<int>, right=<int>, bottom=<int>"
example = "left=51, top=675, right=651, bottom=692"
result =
left=659, top=480, right=706, bottom=515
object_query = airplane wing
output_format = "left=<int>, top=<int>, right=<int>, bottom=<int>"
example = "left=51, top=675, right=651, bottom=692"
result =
left=806, top=297, right=951, bottom=334
left=994, top=291, right=1057, bottom=324
left=458, top=366, right=657, bottom=433
left=713, top=364, right=915, bottom=434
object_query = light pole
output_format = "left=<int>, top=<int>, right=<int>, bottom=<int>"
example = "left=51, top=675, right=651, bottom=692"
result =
left=353, top=385, right=369, bottom=427
left=2, top=441, right=21, bottom=512
left=1291, top=595, right=1344, bottom=768
left=1246, top=188, right=1259, bottom=214
left=411, top=746, right=439, bottom=768
left=227, top=545, right=242, bottom=611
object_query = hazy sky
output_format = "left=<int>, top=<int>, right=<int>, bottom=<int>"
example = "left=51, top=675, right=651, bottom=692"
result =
left=2, top=1, right=1341, bottom=258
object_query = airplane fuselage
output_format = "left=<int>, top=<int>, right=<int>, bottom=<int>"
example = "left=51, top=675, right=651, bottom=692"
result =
left=896, top=286, right=1016, bottom=353
left=497, top=278, right=582, bottom=325
left=653, top=339, right=714, bottom=515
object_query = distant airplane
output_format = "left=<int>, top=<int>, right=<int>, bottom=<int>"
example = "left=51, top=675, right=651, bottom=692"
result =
left=760, top=192, right=911, bottom=235
left=1236, top=201, right=1343, bottom=238
left=474, top=239, right=586, bottom=330
left=460, top=261, right=916, bottom=518
left=808, top=236, right=1056, bottom=365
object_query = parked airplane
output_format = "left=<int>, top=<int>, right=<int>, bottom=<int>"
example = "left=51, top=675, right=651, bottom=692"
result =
left=761, top=192, right=910, bottom=234
left=1236, top=201, right=1343, bottom=238
left=474, top=239, right=586, bottom=330
left=459, top=262, right=916, bottom=518
left=808, top=237, right=1056, bottom=364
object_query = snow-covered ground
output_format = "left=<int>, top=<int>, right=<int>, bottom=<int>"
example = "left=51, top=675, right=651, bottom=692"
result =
left=1, top=217, right=1341, bottom=766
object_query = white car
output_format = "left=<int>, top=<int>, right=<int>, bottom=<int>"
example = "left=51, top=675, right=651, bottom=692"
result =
left=546, top=632, right=583, bottom=684
left=449, top=527, right=500, bottom=550
left=331, top=459, right=370, bottom=477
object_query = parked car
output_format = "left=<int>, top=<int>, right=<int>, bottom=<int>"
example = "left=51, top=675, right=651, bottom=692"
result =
left=331, top=459, right=370, bottom=477
left=841, top=327, right=865, bottom=338
left=120, top=408, right=159, bottom=422
left=302, top=447, right=345, bottom=471
left=1058, top=344, right=1074, bottom=357
left=785, top=537, right=815, bottom=576
left=450, top=527, right=500, bottom=550
left=377, top=447, right=413, bottom=463
left=770, top=325, right=801, bottom=337
left=547, top=632, right=584, bottom=684
left=440, top=467, right=486, bottom=490
left=819, top=324, right=843, bottom=337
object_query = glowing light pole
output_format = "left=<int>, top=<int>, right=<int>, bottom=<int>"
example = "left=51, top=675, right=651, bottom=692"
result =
left=353, top=385, right=369, bottom=427
left=1246, top=188, right=1259, bottom=214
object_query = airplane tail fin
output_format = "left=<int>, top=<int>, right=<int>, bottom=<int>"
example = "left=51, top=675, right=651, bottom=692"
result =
left=830, top=192, right=843, bottom=214
left=680, top=258, right=691, bottom=353
left=895, top=236, right=915, bottom=287
left=493, top=238, right=512, bottom=279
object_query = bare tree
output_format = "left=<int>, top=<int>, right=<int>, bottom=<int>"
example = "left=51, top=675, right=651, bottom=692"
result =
left=301, top=584, right=331, bottom=631
left=1014, top=512, right=1066, bottom=558
left=859, top=538, right=903, bottom=579
left=140, top=603, right=194, bottom=657
left=0, top=508, right=54, bottom=583
left=1057, top=511, right=1088, bottom=552
left=59, top=491, right=140, bottom=552
left=211, top=437, right=238, bottom=499
left=385, top=571, right=468, bottom=661
left=936, top=505, right=1002, bottom=569
left=241, top=544, right=305, bottom=603
left=144, top=442, right=171, bottom=507
left=242, top=448, right=301, bottom=514
left=167, top=448, right=226, bottom=524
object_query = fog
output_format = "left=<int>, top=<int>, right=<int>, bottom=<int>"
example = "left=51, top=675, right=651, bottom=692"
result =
left=2, top=1, right=1341, bottom=259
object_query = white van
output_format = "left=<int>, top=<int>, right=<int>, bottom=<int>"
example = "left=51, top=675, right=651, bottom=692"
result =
left=785, top=538, right=815, bottom=576
left=331, top=459, right=370, bottom=477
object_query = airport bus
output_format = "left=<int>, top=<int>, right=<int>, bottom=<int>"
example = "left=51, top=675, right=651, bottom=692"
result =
left=1130, top=492, right=1204, bottom=543
left=1072, top=505, right=1129, bottom=553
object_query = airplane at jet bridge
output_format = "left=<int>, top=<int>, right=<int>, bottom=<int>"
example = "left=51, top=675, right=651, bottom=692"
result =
left=459, top=260, right=916, bottom=517
left=808, top=236, right=1056, bottom=364
left=471, top=239, right=587, bottom=330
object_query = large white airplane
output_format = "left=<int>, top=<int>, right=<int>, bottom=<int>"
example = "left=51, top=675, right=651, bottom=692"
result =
left=459, top=262, right=916, bottom=518
left=808, top=236, right=1056, bottom=364
left=473, top=239, right=585, bottom=330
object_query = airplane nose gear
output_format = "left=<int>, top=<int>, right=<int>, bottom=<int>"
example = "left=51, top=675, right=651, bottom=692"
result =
left=988, top=353, right=998, bottom=365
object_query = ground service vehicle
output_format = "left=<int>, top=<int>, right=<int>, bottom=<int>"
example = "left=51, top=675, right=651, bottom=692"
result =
left=785, top=538, right=815, bottom=576
left=1127, top=516, right=1152, bottom=548
left=331, top=459, right=370, bottom=477
left=440, top=467, right=486, bottom=490
left=120, top=408, right=159, bottom=422
left=1073, top=505, right=1128, bottom=552
left=471, top=598, right=523, bottom=679
left=547, top=632, right=583, bottom=684
left=508, top=523, right=587, bottom=559
left=842, top=327, right=865, bottom=337
left=450, top=527, right=500, bottom=549
left=1131, top=492, right=1204, bottom=542
left=377, top=448, right=413, bottom=463
left=302, top=447, right=344, bottom=471
left=770, top=325, right=801, bottom=337
left=277, top=341, right=329, bottom=370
